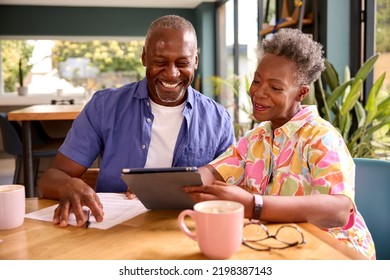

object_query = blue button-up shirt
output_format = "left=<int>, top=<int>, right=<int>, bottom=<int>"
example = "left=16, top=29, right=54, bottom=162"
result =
left=59, top=78, right=235, bottom=192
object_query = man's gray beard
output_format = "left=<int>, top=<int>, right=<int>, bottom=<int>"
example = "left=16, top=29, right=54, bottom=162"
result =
left=155, top=87, right=185, bottom=103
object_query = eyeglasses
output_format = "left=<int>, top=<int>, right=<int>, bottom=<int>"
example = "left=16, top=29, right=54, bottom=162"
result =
left=242, top=223, right=306, bottom=251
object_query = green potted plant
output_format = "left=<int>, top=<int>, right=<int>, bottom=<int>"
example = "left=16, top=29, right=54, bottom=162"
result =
left=17, top=58, right=29, bottom=96
left=209, top=74, right=254, bottom=139
left=210, top=54, right=389, bottom=159
left=309, top=53, right=390, bottom=158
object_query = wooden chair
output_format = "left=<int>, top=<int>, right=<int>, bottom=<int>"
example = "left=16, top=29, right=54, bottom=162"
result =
left=80, top=168, right=99, bottom=190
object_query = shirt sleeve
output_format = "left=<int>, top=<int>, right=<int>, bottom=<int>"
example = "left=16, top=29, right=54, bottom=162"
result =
left=307, top=128, right=355, bottom=198
left=213, top=110, right=236, bottom=158
left=59, top=94, right=104, bottom=167
left=306, top=126, right=356, bottom=229
left=210, top=134, right=249, bottom=186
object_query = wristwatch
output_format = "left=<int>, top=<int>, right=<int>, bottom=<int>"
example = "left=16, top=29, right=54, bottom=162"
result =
left=250, top=194, right=263, bottom=223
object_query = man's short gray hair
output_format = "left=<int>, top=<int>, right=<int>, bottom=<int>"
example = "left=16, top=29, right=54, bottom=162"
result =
left=145, top=15, right=197, bottom=49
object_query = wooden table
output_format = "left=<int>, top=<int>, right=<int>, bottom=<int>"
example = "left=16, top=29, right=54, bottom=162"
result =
left=7, top=105, right=83, bottom=197
left=0, top=198, right=367, bottom=260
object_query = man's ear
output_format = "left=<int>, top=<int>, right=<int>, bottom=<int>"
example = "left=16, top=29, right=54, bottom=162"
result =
left=141, top=47, right=146, bottom=66
left=296, top=85, right=310, bottom=102
left=194, top=53, right=199, bottom=70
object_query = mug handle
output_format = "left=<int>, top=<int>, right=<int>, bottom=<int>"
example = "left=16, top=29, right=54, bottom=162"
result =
left=177, top=209, right=197, bottom=241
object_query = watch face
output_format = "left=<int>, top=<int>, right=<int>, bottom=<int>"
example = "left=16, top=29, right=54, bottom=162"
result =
left=254, top=194, right=263, bottom=206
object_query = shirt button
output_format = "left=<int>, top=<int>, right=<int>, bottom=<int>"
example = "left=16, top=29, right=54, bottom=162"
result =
left=146, top=118, right=151, bottom=123
left=147, top=102, right=150, bottom=106
left=142, top=145, right=146, bottom=149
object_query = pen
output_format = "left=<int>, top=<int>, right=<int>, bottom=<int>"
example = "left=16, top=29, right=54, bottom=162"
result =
left=84, top=209, right=91, bottom=229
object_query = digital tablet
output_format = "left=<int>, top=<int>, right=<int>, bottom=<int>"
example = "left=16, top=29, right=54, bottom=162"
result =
left=121, top=167, right=202, bottom=210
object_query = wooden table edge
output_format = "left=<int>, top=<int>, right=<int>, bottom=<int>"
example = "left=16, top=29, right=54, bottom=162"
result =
left=299, top=223, right=369, bottom=260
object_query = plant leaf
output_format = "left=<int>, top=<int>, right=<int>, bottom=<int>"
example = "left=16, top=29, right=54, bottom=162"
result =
left=314, top=79, right=332, bottom=121
left=208, top=75, right=239, bottom=97
left=365, top=72, right=386, bottom=124
left=245, top=75, right=251, bottom=96
left=303, top=83, right=317, bottom=105
left=354, top=53, right=379, bottom=82
left=323, top=60, right=339, bottom=91
left=326, top=80, right=352, bottom=109
left=364, top=117, right=390, bottom=139
left=343, top=66, right=351, bottom=84
left=377, top=96, right=390, bottom=118
left=340, top=79, right=362, bottom=116
left=354, top=101, right=366, bottom=128
left=342, top=113, right=352, bottom=142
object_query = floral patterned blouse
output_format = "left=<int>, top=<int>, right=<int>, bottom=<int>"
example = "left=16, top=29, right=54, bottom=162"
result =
left=210, top=105, right=376, bottom=259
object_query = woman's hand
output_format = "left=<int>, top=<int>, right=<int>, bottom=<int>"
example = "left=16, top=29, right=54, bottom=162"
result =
left=184, top=181, right=254, bottom=218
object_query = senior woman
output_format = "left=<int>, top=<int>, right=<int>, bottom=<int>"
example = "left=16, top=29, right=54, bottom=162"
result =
left=185, top=28, right=375, bottom=259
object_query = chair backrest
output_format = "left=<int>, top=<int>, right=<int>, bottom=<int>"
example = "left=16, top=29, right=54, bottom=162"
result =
left=354, top=157, right=390, bottom=260
left=80, top=168, right=99, bottom=190
left=0, top=112, right=23, bottom=156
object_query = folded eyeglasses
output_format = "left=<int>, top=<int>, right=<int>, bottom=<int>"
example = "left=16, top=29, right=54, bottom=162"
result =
left=242, top=223, right=306, bottom=251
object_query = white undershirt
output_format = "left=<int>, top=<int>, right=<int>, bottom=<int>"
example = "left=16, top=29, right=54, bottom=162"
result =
left=144, top=99, right=185, bottom=168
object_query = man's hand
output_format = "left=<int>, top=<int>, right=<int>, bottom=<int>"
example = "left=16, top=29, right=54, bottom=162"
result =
left=125, top=186, right=137, bottom=199
left=53, top=177, right=104, bottom=227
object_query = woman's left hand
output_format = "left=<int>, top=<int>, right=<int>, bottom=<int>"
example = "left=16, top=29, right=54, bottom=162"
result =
left=184, top=181, right=254, bottom=217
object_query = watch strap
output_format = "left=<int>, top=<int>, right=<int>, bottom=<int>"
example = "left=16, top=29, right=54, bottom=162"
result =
left=250, top=194, right=263, bottom=223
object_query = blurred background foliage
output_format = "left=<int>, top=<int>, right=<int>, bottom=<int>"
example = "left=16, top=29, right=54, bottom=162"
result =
left=1, top=41, right=34, bottom=92
left=376, top=0, right=390, bottom=52
left=51, top=40, right=145, bottom=78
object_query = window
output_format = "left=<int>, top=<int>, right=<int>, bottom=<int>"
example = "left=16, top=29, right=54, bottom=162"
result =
left=374, top=0, right=390, bottom=158
left=216, top=0, right=260, bottom=137
left=374, top=0, right=390, bottom=93
left=0, top=37, right=145, bottom=96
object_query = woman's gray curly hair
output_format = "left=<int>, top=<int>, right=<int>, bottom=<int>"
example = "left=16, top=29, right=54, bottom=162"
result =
left=261, top=28, right=325, bottom=85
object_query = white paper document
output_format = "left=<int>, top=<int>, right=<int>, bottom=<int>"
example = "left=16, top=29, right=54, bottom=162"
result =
left=25, top=193, right=149, bottom=229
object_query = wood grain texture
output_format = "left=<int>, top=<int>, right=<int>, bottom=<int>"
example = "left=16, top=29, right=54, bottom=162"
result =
left=7, top=105, right=83, bottom=121
left=0, top=198, right=367, bottom=260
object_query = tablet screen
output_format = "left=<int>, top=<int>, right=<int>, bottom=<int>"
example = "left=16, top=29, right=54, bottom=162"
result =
left=121, top=167, right=202, bottom=210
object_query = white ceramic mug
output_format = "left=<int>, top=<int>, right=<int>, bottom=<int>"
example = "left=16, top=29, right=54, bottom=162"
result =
left=178, top=200, right=244, bottom=259
left=0, top=184, right=25, bottom=230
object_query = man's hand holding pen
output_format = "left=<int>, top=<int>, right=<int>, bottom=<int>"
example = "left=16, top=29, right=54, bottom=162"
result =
left=52, top=180, right=104, bottom=227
